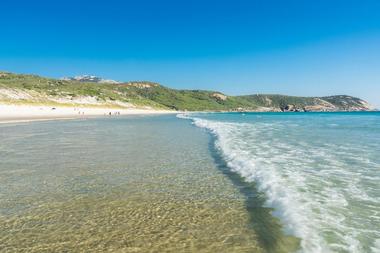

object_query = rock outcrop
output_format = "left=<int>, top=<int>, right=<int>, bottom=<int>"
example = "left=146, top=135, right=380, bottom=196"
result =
left=61, top=75, right=120, bottom=84
left=211, top=93, right=227, bottom=101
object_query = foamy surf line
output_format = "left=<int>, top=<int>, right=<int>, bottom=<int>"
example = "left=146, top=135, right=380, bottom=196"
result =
left=177, top=114, right=312, bottom=251
left=177, top=113, right=380, bottom=253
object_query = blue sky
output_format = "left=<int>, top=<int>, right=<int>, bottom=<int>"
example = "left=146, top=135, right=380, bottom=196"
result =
left=1, top=0, right=379, bottom=107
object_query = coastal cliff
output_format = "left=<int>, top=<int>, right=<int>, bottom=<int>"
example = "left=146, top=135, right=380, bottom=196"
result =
left=0, top=72, right=374, bottom=112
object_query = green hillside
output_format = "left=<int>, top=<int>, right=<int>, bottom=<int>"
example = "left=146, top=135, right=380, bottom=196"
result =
left=0, top=72, right=373, bottom=111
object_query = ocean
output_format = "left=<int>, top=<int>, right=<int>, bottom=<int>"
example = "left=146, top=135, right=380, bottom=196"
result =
left=179, top=111, right=380, bottom=252
left=0, top=112, right=379, bottom=252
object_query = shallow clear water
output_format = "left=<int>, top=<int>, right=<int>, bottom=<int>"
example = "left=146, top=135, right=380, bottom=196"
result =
left=0, top=115, right=297, bottom=252
left=179, top=112, right=380, bottom=253
left=2, top=113, right=379, bottom=253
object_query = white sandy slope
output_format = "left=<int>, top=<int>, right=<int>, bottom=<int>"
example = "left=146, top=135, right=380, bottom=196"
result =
left=0, top=104, right=176, bottom=123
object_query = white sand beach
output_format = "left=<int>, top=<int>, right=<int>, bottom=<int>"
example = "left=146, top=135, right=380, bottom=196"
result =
left=0, top=104, right=176, bottom=123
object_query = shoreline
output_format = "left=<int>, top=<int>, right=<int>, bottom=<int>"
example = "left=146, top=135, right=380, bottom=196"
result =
left=1, top=104, right=376, bottom=125
left=0, top=104, right=177, bottom=124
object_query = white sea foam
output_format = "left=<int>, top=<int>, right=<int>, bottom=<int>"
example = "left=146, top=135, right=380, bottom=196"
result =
left=176, top=113, right=190, bottom=119
left=178, top=113, right=380, bottom=253
left=372, top=239, right=380, bottom=253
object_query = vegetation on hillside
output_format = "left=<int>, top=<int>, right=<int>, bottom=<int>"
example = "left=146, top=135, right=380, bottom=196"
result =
left=0, top=72, right=372, bottom=111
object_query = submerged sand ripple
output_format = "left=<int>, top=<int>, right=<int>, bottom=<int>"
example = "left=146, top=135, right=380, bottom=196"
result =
left=1, top=191, right=262, bottom=253
left=0, top=116, right=299, bottom=252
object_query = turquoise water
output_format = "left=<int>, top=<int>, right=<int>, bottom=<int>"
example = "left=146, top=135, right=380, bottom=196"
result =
left=179, top=112, right=380, bottom=253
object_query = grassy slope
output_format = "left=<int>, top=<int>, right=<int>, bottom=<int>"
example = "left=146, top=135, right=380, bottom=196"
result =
left=127, top=85, right=257, bottom=111
left=237, top=94, right=318, bottom=108
left=0, top=72, right=371, bottom=111
left=0, top=73, right=165, bottom=108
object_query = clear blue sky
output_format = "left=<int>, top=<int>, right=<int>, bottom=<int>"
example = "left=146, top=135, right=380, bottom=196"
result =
left=1, top=0, right=379, bottom=107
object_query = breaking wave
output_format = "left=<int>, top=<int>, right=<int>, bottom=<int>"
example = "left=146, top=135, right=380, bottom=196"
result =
left=177, top=113, right=380, bottom=253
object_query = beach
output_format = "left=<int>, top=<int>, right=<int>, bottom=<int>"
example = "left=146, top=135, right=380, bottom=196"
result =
left=0, top=104, right=175, bottom=123
left=1, top=0, right=379, bottom=252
